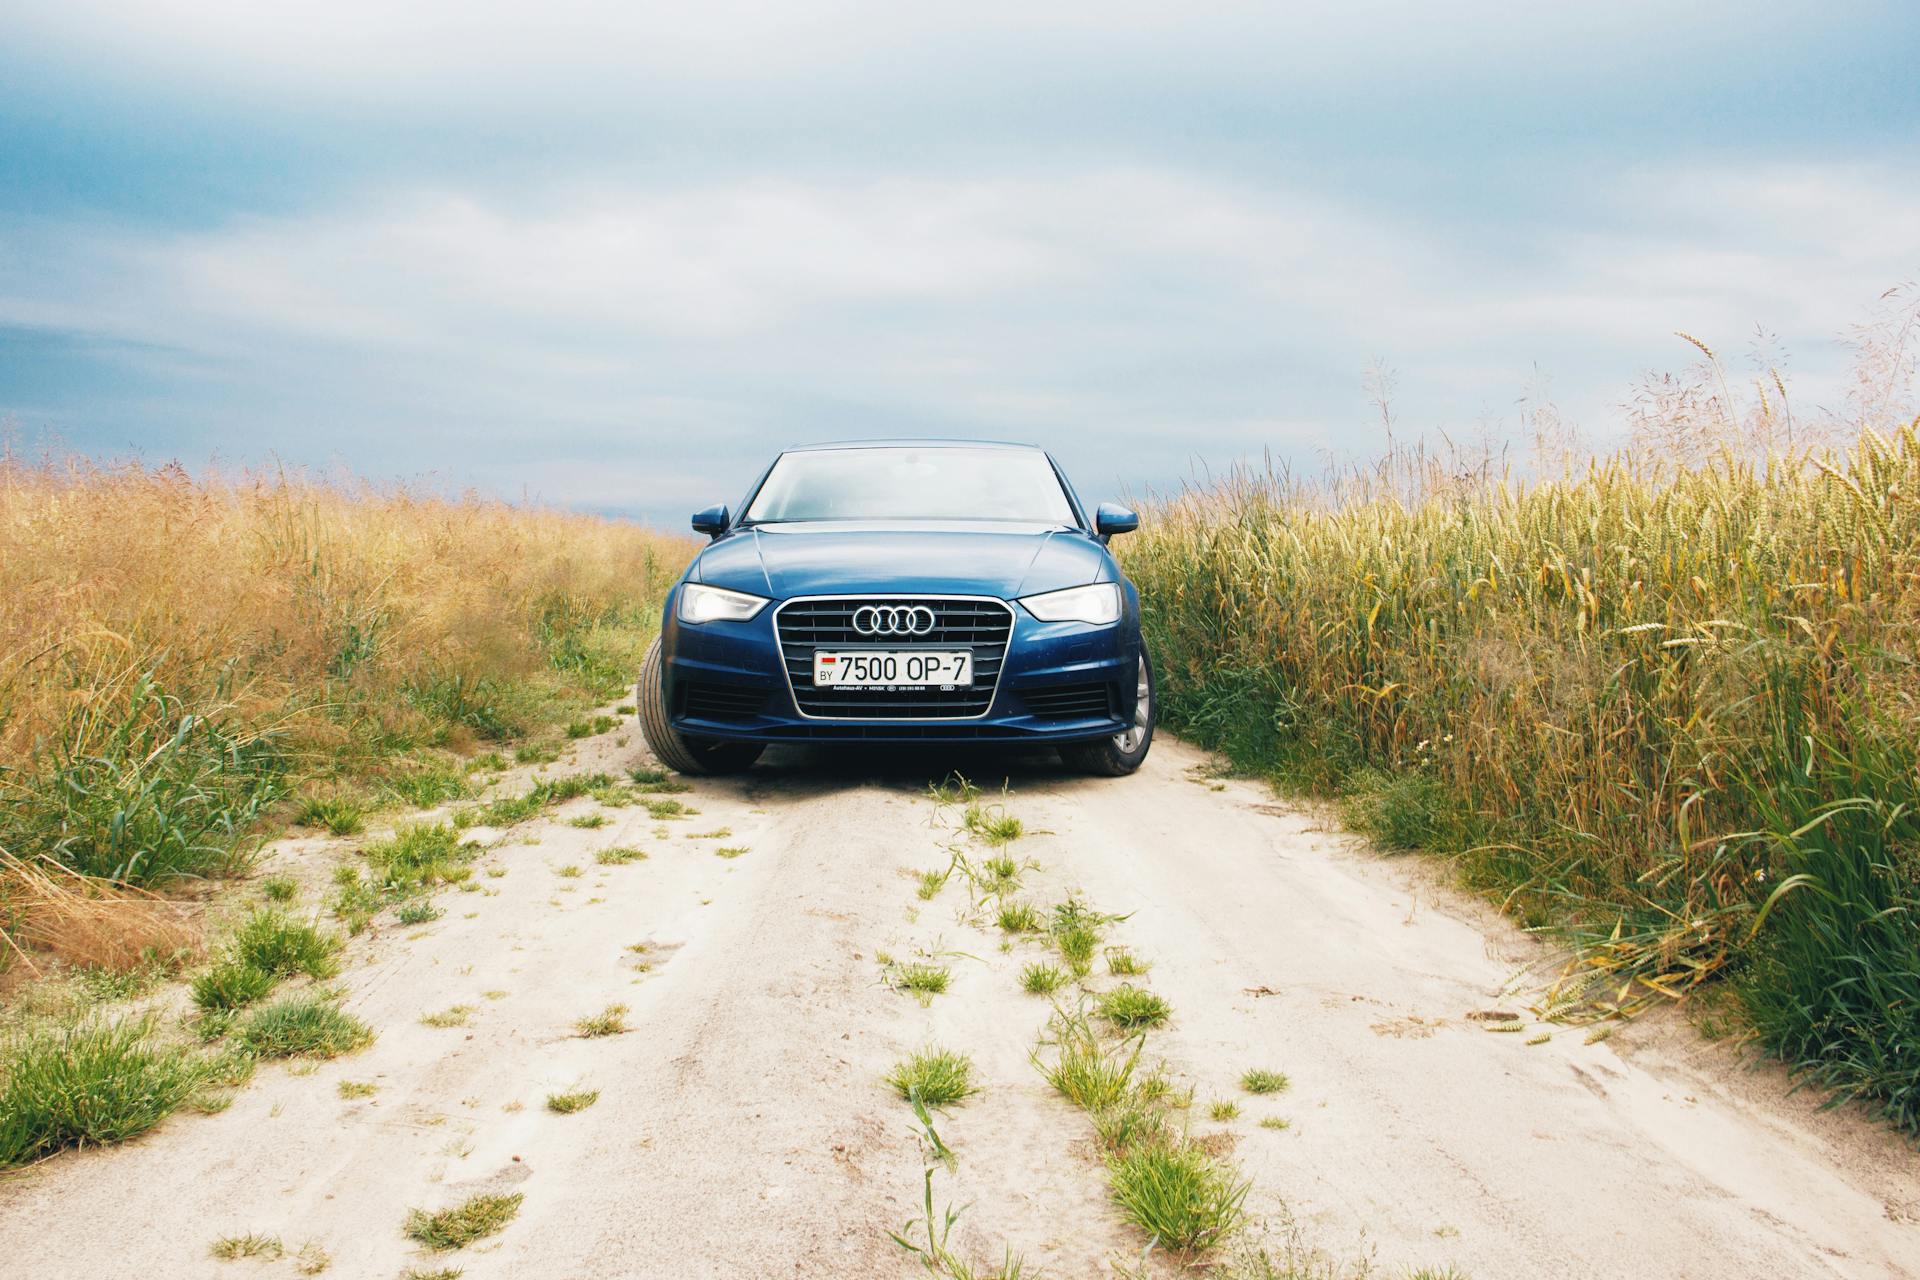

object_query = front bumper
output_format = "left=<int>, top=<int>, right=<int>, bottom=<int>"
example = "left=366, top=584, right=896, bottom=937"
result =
left=659, top=592, right=1139, bottom=745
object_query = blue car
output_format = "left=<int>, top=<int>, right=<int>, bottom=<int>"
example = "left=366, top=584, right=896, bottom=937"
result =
left=637, top=440, right=1155, bottom=776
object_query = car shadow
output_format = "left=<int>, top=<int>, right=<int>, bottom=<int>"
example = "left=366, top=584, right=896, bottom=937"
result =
left=724, top=743, right=1090, bottom=803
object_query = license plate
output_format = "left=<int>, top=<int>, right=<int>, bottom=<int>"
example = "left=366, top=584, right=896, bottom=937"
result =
left=813, top=650, right=973, bottom=689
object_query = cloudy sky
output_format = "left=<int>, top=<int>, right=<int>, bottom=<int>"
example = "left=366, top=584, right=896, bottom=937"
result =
left=2, top=2, right=1916, bottom=522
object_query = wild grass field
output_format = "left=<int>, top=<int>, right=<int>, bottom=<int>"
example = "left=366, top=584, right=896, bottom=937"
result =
left=0, top=456, right=686, bottom=1160
left=1123, top=302, right=1920, bottom=1132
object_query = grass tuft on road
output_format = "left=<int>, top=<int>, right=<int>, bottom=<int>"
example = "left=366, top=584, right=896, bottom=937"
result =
left=885, top=1047, right=978, bottom=1108
left=887, top=961, right=951, bottom=1005
left=1055, top=926, right=1098, bottom=975
left=1051, top=897, right=1122, bottom=976
left=236, top=996, right=374, bottom=1059
left=962, top=802, right=1023, bottom=845
left=574, top=1003, right=630, bottom=1037
left=996, top=901, right=1043, bottom=934
left=209, top=1232, right=283, bottom=1260
left=1038, top=1012, right=1145, bottom=1113
left=1020, top=962, right=1067, bottom=995
left=1105, top=1141, right=1249, bottom=1255
left=1096, top=984, right=1171, bottom=1029
left=1241, top=1068, right=1291, bottom=1095
left=362, top=823, right=476, bottom=890
left=1035, top=1003, right=1256, bottom=1259
left=404, top=1191, right=524, bottom=1251
left=595, top=846, right=646, bottom=865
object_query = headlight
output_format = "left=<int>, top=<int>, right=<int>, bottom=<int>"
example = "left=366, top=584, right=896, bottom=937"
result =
left=1019, top=582, right=1122, bottom=625
left=677, top=583, right=770, bottom=625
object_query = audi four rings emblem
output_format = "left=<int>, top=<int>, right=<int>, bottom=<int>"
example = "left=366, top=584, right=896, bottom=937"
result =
left=852, top=605, right=936, bottom=636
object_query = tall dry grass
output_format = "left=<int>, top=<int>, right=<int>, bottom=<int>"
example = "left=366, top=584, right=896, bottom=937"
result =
left=1123, top=289, right=1920, bottom=1131
left=0, top=455, right=689, bottom=950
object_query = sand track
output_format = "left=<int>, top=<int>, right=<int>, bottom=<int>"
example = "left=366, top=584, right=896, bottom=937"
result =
left=2, top=729, right=1916, bottom=1279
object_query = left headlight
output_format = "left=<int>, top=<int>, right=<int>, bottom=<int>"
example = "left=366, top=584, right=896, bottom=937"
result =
left=1018, top=582, right=1122, bottom=626
left=677, top=583, right=771, bottom=625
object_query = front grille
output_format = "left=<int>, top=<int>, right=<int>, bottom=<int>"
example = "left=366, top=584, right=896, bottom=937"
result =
left=776, top=597, right=1013, bottom=719
left=1023, top=683, right=1114, bottom=720
left=679, top=681, right=768, bottom=721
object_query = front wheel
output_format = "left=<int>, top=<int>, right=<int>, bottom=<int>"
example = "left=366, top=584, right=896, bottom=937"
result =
left=1060, top=651, right=1156, bottom=777
left=636, top=638, right=765, bottom=775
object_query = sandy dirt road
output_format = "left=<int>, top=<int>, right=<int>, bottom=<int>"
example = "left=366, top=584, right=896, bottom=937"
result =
left=2, top=725, right=1917, bottom=1279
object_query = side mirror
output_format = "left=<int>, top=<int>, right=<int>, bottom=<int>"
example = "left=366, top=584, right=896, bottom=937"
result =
left=691, top=504, right=730, bottom=538
left=1094, top=502, right=1139, bottom=538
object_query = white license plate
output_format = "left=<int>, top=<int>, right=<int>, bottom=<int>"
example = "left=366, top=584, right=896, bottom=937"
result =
left=813, top=650, right=973, bottom=689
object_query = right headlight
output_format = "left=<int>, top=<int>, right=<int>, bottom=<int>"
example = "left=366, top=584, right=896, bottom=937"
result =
left=677, top=583, right=770, bottom=625
left=1018, top=582, right=1122, bottom=626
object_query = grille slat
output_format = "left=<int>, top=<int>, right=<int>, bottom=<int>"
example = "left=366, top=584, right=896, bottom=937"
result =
left=776, top=596, right=1013, bottom=720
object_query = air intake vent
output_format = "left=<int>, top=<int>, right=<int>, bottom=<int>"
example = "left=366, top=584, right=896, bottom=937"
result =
left=1023, top=683, right=1114, bottom=720
left=680, top=682, right=767, bottom=721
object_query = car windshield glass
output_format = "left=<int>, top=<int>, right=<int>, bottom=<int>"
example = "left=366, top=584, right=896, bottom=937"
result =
left=744, top=447, right=1078, bottom=524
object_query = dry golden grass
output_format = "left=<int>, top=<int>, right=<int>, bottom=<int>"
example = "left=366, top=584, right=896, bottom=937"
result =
left=0, top=851, right=201, bottom=975
left=0, top=454, right=691, bottom=966
left=0, top=455, right=688, bottom=763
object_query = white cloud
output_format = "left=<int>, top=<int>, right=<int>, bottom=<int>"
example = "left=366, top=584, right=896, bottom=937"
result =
left=41, top=171, right=1398, bottom=353
left=137, top=185, right=1061, bottom=347
left=3, top=158, right=1914, bottom=510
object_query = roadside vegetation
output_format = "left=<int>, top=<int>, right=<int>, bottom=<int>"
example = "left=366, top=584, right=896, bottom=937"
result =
left=1123, top=302, right=1920, bottom=1132
left=0, top=1016, right=221, bottom=1166
left=0, top=457, right=682, bottom=896
left=190, top=908, right=341, bottom=1013
left=0, top=456, right=686, bottom=1162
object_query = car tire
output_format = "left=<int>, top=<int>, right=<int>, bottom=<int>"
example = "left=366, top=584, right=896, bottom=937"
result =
left=636, top=637, right=765, bottom=776
left=1060, top=650, right=1156, bottom=777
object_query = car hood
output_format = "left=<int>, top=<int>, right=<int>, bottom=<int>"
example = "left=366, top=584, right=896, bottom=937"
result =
left=692, top=522, right=1110, bottom=599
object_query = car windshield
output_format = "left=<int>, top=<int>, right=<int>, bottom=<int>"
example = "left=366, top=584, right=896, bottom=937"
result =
left=744, top=447, right=1078, bottom=524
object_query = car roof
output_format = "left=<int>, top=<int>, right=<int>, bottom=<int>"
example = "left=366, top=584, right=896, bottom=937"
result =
left=779, top=438, right=1044, bottom=453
